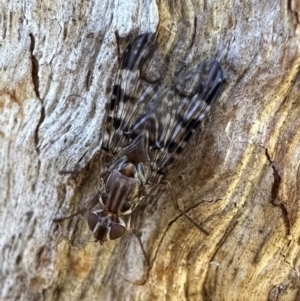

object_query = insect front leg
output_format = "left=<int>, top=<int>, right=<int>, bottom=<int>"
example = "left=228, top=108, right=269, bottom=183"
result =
left=59, top=145, right=104, bottom=176
left=58, top=149, right=93, bottom=175
left=53, top=193, right=100, bottom=222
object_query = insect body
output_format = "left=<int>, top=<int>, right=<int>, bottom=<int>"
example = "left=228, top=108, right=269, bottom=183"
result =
left=56, top=33, right=224, bottom=244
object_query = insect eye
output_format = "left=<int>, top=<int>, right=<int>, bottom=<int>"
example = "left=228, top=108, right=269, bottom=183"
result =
left=109, top=223, right=125, bottom=240
left=88, top=213, right=99, bottom=231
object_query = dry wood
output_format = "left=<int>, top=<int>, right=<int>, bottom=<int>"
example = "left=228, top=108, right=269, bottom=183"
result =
left=1, top=0, right=300, bottom=300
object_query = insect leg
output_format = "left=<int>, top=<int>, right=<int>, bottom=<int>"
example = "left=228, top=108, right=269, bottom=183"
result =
left=161, top=179, right=210, bottom=235
left=53, top=193, right=100, bottom=222
left=53, top=208, right=87, bottom=222
left=58, top=150, right=90, bottom=175
left=129, top=206, right=150, bottom=266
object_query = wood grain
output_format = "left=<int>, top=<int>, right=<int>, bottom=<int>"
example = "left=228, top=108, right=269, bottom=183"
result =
left=0, top=0, right=300, bottom=300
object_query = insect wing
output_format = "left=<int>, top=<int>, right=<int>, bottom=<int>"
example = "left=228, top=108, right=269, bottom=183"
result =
left=102, top=33, right=160, bottom=156
left=125, top=60, right=224, bottom=181
left=102, top=33, right=223, bottom=183
left=153, top=60, right=224, bottom=176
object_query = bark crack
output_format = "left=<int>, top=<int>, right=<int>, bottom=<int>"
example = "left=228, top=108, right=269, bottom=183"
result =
left=149, top=198, right=224, bottom=270
left=29, top=33, right=45, bottom=176
left=264, top=147, right=290, bottom=235
left=265, top=148, right=281, bottom=204
left=149, top=211, right=182, bottom=270
left=29, top=33, right=40, bottom=99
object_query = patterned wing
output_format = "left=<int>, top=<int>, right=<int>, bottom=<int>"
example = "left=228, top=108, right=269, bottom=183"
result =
left=123, top=60, right=223, bottom=184
left=153, top=60, right=224, bottom=177
left=102, top=33, right=162, bottom=157
left=102, top=32, right=223, bottom=185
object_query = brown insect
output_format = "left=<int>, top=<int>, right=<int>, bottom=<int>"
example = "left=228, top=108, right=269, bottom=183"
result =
left=54, top=32, right=224, bottom=244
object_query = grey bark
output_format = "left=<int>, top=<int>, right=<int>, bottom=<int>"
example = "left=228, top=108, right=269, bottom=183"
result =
left=1, top=0, right=300, bottom=300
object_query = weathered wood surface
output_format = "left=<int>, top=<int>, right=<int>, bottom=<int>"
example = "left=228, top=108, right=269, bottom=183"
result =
left=1, top=0, right=300, bottom=300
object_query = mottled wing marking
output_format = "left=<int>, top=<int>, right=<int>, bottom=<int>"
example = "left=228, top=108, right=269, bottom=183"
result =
left=103, top=33, right=223, bottom=183
left=124, top=60, right=223, bottom=182
left=55, top=32, right=224, bottom=245
left=103, top=33, right=160, bottom=155
left=153, top=60, right=223, bottom=176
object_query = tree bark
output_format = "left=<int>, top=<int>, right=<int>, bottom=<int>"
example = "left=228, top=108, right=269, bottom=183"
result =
left=1, top=0, right=300, bottom=300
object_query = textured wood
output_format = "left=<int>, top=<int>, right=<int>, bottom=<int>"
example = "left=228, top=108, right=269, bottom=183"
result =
left=1, top=0, right=300, bottom=300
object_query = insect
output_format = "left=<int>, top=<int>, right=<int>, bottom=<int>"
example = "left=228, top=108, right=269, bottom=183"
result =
left=54, top=32, right=224, bottom=244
